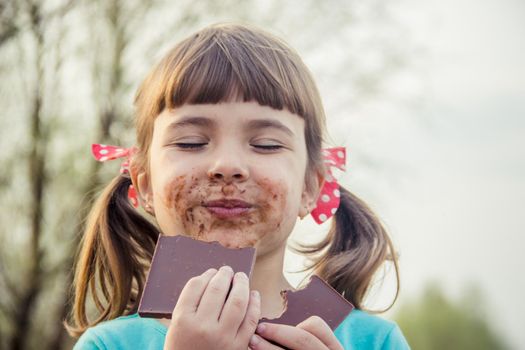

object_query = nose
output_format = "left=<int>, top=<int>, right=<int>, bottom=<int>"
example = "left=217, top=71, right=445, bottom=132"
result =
left=207, top=152, right=249, bottom=183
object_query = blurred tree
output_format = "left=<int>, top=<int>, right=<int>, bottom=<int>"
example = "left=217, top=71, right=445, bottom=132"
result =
left=0, top=1, right=74, bottom=349
left=0, top=0, right=19, bottom=47
left=395, top=282, right=509, bottom=350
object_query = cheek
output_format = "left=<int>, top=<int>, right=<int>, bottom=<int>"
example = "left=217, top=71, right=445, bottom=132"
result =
left=159, top=174, right=219, bottom=237
left=161, top=174, right=208, bottom=220
left=257, top=175, right=303, bottom=233
left=254, top=177, right=289, bottom=227
left=162, top=175, right=186, bottom=210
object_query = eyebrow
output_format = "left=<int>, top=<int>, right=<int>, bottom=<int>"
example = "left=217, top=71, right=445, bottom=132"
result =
left=246, top=119, right=295, bottom=137
left=167, top=116, right=216, bottom=130
left=167, top=116, right=295, bottom=136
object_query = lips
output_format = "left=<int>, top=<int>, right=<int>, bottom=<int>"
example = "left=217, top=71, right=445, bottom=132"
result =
left=203, top=199, right=253, bottom=218
left=204, top=199, right=253, bottom=208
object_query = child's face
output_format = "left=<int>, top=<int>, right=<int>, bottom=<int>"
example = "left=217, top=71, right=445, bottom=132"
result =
left=134, top=101, right=321, bottom=255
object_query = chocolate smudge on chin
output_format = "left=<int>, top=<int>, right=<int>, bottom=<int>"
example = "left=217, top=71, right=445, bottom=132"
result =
left=185, top=208, right=194, bottom=226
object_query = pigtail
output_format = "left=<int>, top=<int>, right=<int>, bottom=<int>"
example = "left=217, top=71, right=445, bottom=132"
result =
left=65, top=175, right=159, bottom=337
left=297, top=185, right=400, bottom=312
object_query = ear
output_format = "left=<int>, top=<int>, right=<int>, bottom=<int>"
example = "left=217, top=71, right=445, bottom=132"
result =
left=130, top=162, right=155, bottom=216
left=299, top=168, right=325, bottom=220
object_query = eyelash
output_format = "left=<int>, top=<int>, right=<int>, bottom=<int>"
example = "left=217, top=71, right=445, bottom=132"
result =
left=175, top=143, right=207, bottom=149
left=253, top=144, right=283, bottom=151
left=173, top=143, right=283, bottom=151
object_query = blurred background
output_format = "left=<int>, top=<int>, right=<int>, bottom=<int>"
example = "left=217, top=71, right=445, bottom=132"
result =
left=0, top=0, right=523, bottom=349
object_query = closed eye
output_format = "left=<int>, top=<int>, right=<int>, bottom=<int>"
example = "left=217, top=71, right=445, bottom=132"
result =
left=174, top=143, right=207, bottom=149
left=251, top=144, right=284, bottom=151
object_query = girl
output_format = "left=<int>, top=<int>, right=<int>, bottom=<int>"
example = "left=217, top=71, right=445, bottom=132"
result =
left=68, top=23, right=410, bottom=349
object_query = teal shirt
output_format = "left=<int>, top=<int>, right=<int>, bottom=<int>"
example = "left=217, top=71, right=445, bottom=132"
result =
left=74, top=310, right=410, bottom=349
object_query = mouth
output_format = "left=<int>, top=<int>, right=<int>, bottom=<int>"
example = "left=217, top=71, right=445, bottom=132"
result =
left=203, top=199, right=253, bottom=219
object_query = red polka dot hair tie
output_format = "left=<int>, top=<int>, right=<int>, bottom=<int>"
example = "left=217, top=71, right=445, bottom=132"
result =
left=91, top=144, right=139, bottom=208
left=310, top=147, right=346, bottom=224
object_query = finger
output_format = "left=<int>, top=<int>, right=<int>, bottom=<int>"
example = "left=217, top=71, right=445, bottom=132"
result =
left=297, top=316, right=343, bottom=350
left=255, top=322, right=326, bottom=350
left=219, top=271, right=250, bottom=331
left=174, top=268, right=218, bottom=315
left=196, top=265, right=234, bottom=320
left=237, top=290, right=261, bottom=343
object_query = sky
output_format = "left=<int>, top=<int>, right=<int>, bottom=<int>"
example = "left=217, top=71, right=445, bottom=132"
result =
left=285, top=0, right=525, bottom=348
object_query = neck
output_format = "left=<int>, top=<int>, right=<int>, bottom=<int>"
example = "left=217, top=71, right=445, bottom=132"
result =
left=250, top=244, right=293, bottom=319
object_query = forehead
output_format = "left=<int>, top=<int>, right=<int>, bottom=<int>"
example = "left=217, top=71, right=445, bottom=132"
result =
left=154, top=102, right=306, bottom=137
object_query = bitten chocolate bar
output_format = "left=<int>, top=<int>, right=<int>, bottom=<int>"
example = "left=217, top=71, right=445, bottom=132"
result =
left=260, top=275, right=355, bottom=331
left=138, top=235, right=256, bottom=318
left=138, top=235, right=354, bottom=331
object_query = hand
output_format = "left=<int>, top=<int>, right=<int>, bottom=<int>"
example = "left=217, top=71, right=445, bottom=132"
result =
left=249, top=316, right=343, bottom=350
left=163, top=266, right=261, bottom=350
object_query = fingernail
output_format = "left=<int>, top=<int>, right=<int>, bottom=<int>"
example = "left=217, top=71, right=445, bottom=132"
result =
left=256, top=323, right=266, bottom=334
left=206, top=268, right=218, bottom=274
left=251, top=290, right=260, bottom=300
left=220, top=265, right=233, bottom=274
left=235, top=271, right=248, bottom=280
left=250, top=334, right=261, bottom=346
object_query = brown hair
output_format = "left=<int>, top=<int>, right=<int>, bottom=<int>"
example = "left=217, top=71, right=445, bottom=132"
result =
left=66, top=23, right=400, bottom=337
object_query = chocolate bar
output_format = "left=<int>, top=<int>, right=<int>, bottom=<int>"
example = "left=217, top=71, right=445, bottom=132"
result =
left=139, top=235, right=354, bottom=332
left=260, top=275, right=354, bottom=330
left=138, top=235, right=256, bottom=318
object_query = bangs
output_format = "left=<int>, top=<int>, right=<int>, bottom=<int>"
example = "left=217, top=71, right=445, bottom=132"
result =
left=162, top=26, right=313, bottom=119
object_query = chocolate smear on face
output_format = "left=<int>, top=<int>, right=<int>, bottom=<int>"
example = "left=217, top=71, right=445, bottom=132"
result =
left=255, top=177, right=287, bottom=231
left=163, top=175, right=289, bottom=248
left=164, top=175, right=186, bottom=210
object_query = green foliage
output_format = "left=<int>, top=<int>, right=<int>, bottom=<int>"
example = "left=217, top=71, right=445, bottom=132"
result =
left=395, top=283, right=509, bottom=350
